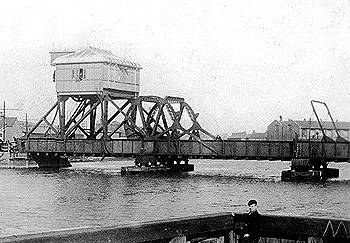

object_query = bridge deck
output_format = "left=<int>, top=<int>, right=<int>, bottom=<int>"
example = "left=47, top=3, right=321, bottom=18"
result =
left=19, top=138, right=350, bottom=162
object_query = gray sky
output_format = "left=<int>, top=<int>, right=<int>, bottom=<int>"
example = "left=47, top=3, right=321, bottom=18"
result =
left=1, top=0, right=350, bottom=134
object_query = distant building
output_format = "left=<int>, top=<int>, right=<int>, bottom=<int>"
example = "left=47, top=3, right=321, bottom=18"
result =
left=266, top=118, right=299, bottom=141
left=106, top=121, right=126, bottom=138
left=216, top=133, right=230, bottom=140
left=266, top=117, right=350, bottom=141
left=292, top=120, right=350, bottom=141
left=227, top=131, right=266, bottom=140
left=228, top=131, right=249, bottom=140
left=22, top=122, right=60, bottom=138
left=248, top=130, right=267, bottom=140
left=21, top=120, right=127, bottom=139
left=0, top=117, right=22, bottom=141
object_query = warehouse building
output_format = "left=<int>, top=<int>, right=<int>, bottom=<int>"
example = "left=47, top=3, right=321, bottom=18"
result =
left=266, top=117, right=350, bottom=141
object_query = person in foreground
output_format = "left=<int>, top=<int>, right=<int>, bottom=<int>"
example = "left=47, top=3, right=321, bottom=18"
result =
left=242, top=199, right=261, bottom=243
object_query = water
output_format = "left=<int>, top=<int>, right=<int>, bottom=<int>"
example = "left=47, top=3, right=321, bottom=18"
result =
left=0, top=159, right=349, bottom=236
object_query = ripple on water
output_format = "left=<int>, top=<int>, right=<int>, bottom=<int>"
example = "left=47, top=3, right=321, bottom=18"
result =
left=0, top=159, right=349, bottom=236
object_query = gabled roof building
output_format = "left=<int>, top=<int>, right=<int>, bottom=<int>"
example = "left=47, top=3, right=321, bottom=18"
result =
left=0, top=117, right=22, bottom=141
left=50, top=46, right=141, bottom=97
left=266, top=118, right=350, bottom=141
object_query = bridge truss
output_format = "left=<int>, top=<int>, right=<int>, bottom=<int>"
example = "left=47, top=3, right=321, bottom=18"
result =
left=24, top=93, right=220, bottom=169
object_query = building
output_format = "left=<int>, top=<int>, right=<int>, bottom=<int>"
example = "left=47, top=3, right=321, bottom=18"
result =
left=248, top=130, right=267, bottom=140
left=228, top=131, right=249, bottom=140
left=0, top=117, right=22, bottom=141
left=97, top=121, right=126, bottom=138
left=50, top=46, right=141, bottom=97
left=228, top=131, right=267, bottom=140
left=266, top=118, right=299, bottom=141
left=292, top=120, right=350, bottom=141
left=20, top=121, right=61, bottom=138
left=266, top=117, right=350, bottom=141
left=21, top=120, right=127, bottom=139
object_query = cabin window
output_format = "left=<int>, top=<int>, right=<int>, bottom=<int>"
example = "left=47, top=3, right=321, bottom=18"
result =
left=301, top=129, right=308, bottom=139
left=120, top=67, right=129, bottom=78
left=72, top=69, right=86, bottom=81
left=78, top=69, right=85, bottom=80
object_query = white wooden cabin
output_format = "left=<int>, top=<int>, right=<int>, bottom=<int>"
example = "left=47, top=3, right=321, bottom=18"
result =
left=50, top=46, right=141, bottom=97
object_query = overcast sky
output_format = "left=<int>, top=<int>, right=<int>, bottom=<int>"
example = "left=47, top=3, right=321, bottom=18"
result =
left=1, top=0, right=350, bottom=134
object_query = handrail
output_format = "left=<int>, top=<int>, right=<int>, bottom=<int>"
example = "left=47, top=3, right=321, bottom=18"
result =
left=0, top=213, right=349, bottom=242
left=310, top=100, right=344, bottom=141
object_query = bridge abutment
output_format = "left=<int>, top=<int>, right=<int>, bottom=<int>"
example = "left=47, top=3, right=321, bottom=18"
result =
left=31, top=154, right=72, bottom=169
left=281, top=158, right=339, bottom=181
left=121, top=155, right=194, bottom=175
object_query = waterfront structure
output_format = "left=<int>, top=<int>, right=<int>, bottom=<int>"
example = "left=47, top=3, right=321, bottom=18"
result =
left=20, top=47, right=350, bottom=180
left=266, top=118, right=350, bottom=141
left=25, top=47, right=215, bottom=172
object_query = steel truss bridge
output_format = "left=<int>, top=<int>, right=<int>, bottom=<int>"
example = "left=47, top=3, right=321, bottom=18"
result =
left=19, top=94, right=349, bottom=180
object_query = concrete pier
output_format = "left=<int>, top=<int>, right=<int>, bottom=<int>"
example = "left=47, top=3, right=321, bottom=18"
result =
left=281, top=158, right=339, bottom=181
left=31, top=154, right=72, bottom=169
left=121, top=155, right=194, bottom=175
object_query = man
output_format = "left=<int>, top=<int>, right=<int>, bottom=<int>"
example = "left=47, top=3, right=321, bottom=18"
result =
left=242, top=199, right=261, bottom=243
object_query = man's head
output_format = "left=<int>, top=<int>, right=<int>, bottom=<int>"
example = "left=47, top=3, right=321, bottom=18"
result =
left=248, top=199, right=258, bottom=213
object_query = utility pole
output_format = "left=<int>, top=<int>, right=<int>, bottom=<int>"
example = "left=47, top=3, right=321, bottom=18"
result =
left=25, top=113, right=28, bottom=137
left=2, top=101, right=4, bottom=142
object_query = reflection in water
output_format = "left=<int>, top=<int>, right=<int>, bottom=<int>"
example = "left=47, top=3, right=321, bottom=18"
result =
left=0, top=159, right=349, bottom=236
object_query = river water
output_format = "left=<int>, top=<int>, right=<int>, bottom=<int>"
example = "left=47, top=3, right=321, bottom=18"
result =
left=0, top=159, right=349, bottom=236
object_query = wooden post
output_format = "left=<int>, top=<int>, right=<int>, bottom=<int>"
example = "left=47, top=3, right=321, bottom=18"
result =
left=58, top=96, right=67, bottom=139
left=224, top=231, right=235, bottom=243
left=102, top=96, right=108, bottom=140
left=308, top=237, right=323, bottom=243
left=89, top=99, right=96, bottom=138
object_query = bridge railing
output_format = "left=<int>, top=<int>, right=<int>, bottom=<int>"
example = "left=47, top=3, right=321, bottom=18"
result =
left=153, top=140, right=293, bottom=160
left=0, top=212, right=349, bottom=242
left=18, top=138, right=350, bottom=162
left=297, top=140, right=350, bottom=162
left=19, top=138, right=154, bottom=156
left=19, top=138, right=293, bottom=160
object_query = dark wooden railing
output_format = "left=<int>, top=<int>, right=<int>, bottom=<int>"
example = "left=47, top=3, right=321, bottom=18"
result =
left=1, top=213, right=349, bottom=242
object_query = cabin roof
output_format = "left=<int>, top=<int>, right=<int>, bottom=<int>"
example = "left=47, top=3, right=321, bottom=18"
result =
left=52, top=46, right=141, bottom=69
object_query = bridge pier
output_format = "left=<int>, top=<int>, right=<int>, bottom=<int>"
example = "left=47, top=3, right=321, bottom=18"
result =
left=30, top=154, right=72, bottom=169
left=281, top=158, right=339, bottom=181
left=121, top=155, right=194, bottom=175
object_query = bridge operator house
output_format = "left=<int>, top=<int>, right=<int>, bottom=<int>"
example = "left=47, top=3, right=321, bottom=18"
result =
left=50, top=46, right=141, bottom=97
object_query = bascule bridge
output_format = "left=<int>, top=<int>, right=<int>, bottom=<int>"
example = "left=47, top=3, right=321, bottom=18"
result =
left=19, top=47, right=350, bottom=181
